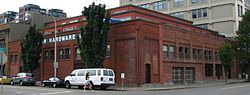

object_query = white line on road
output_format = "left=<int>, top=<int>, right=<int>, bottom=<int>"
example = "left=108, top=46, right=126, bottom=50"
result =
left=40, top=91, right=73, bottom=95
left=222, top=85, right=250, bottom=90
left=16, top=91, right=23, bottom=94
left=7, top=86, right=65, bottom=92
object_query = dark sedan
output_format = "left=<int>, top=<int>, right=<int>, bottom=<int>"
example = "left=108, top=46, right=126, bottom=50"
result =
left=42, top=77, right=64, bottom=88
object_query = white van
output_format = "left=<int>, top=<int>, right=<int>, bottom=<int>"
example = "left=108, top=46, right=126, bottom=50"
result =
left=64, top=68, right=115, bottom=89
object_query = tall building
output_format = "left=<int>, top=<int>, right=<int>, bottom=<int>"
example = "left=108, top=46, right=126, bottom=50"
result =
left=0, top=11, right=18, bottom=24
left=48, top=9, right=67, bottom=17
left=18, top=4, right=67, bottom=23
left=19, top=4, right=41, bottom=22
left=120, top=0, right=250, bottom=37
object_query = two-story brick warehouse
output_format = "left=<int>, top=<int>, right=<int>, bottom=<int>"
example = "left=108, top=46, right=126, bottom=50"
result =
left=8, top=5, right=237, bottom=86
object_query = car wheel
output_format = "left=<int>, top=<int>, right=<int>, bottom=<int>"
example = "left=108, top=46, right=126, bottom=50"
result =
left=42, top=83, right=46, bottom=87
left=20, top=81, right=24, bottom=86
left=65, top=81, right=71, bottom=89
left=10, top=81, right=14, bottom=86
left=52, top=83, right=57, bottom=88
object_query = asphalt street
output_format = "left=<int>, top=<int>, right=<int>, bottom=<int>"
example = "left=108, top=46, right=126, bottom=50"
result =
left=1, top=82, right=250, bottom=95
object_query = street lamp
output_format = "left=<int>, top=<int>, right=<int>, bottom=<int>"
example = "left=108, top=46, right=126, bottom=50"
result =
left=47, top=12, right=58, bottom=78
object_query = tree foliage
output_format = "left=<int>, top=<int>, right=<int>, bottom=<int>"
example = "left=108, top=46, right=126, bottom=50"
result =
left=21, top=25, right=44, bottom=72
left=77, top=2, right=110, bottom=68
left=219, top=44, right=235, bottom=81
left=236, top=10, right=250, bottom=61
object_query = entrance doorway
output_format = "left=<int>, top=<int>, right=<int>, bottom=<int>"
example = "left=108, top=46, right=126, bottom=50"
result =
left=185, top=67, right=195, bottom=84
left=215, top=64, right=222, bottom=79
left=145, top=64, right=151, bottom=83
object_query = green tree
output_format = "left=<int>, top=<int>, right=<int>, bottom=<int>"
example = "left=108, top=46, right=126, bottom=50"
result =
left=77, top=2, right=110, bottom=68
left=219, top=44, right=235, bottom=82
left=236, top=10, right=250, bottom=80
left=21, top=25, right=44, bottom=73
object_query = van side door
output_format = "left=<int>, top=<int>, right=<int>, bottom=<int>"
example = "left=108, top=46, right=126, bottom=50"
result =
left=76, top=69, right=85, bottom=85
left=86, top=70, right=98, bottom=85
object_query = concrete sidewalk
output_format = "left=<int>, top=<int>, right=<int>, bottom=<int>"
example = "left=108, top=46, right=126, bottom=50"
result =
left=111, top=79, right=248, bottom=91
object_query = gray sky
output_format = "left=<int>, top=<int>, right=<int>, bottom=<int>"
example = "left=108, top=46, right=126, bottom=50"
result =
left=0, top=0, right=120, bottom=17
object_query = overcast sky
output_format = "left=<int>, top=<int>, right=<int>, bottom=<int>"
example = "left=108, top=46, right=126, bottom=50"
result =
left=0, top=0, right=120, bottom=17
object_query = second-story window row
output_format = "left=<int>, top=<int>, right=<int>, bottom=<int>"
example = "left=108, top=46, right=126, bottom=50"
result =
left=163, top=45, right=176, bottom=60
left=192, top=8, right=208, bottom=19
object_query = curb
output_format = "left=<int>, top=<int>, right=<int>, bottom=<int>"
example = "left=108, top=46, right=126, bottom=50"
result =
left=144, top=80, right=248, bottom=91
left=145, top=86, right=198, bottom=91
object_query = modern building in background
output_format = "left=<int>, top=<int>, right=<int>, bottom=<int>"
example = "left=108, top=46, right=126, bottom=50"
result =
left=48, top=9, right=67, bottom=17
left=0, top=4, right=67, bottom=77
left=120, top=0, right=250, bottom=37
left=18, top=4, right=67, bottom=23
left=0, top=11, right=18, bottom=24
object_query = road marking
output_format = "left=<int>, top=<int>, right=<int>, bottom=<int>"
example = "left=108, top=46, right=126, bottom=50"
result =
left=7, top=86, right=64, bottom=92
left=222, top=85, right=250, bottom=90
left=16, top=91, right=23, bottom=94
left=40, top=91, right=73, bottom=95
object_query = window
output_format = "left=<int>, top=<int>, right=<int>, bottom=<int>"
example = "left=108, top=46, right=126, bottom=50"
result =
left=208, top=51, right=213, bottom=60
left=246, top=0, right=250, bottom=5
left=193, top=49, right=197, bottom=60
left=238, top=4, right=243, bottom=16
left=65, top=48, right=71, bottom=59
left=106, top=45, right=110, bottom=57
left=59, top=49, right=64, bottom=60
left=50, top=50, right=54, bottom=60
left=10, top=55, right=14, bottom=64
left=86, top=70, right=96, bottom=76
left=185, top=47, right=190, bottom=60
left=103, top=70, right=108, bottom=76
left=204, top=50, right=209, bottom=60
left=70, top=70, right=77, bottom=76
left=75, top=47, right=81, bottom=59
left=215, top=51, right=219, bottom=61
left=77, top=70, right=85, bottom=76
left=98, top=70, right=101, bottom=76
left=194, top=23, right=209, bottom=29
left=109, top=70, right=114, bottom=76
left=174, top=0, right=184, bottom=7
left=179, top=47, right=184, bottom=59
left=163, top=45, right=168, bottom=60
left=169, top=46, right=175, bottom=59
left=172, top=12, right=184, bottom=19
left=173, top=67, right=184, bottom=84
left=44, top=50, right=49, bottom=60
left=154, top=1, right=167, bottom=10
left=193, top=48, right=202, bottom=61
left=205, top=64, right=213, bottom=76
left=197, top=49, right=202, bottom=60
left=192, top=8, right=208, bottom=19
left=191, top=0, right=206, bottom=4
left=163, top=45, right=176, bottom=60
left=15, top=55, right=18, bottom=63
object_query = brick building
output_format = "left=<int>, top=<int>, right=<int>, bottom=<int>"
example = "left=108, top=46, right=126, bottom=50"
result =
left=8, top=5, right=237, bottom=86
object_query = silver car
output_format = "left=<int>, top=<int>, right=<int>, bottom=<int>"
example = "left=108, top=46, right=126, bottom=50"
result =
left=10, top=73, right=36, bottom=86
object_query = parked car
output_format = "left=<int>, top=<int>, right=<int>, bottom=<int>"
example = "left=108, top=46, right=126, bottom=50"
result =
left=0, top=75, right=11, bottom=84
left=10, top=73, right=36, bottom=86
left=64, top=68, right=115, bottom=89
left=42, top=77, right=64, bottom=88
